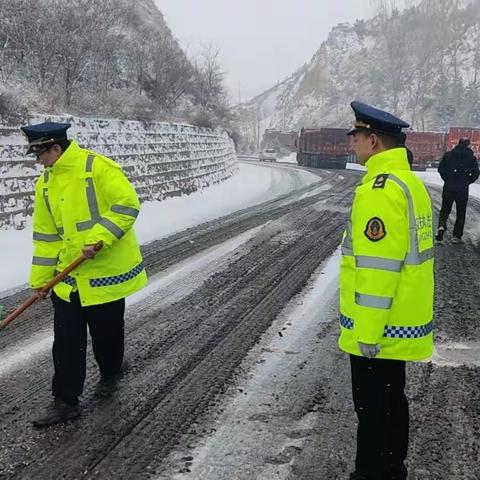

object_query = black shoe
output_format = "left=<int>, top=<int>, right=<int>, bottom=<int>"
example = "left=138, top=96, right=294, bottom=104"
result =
left=435, top=228, right=445, bottom=242
left=32, top=398, right=80, bottom=428
left=95, top=360, right=128, bottom=398
left=94, top=376, right=119, bottom=398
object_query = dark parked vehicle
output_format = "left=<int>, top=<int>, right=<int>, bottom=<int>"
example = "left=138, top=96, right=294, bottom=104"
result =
left=405, top=131, right=447, bottom=171
left=262, top=129, right=298, bottom=152
left=297, top=127, right=353, bottom=169
left=294, top=125, right=478, bottom=171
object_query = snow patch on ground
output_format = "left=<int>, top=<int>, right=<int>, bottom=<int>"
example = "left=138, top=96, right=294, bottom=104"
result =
left=416, top=170, right=480, bottom=202
left=279, top=152, right=297, bottom=164
left=165, top=250, right=341, bottom=480
left=431, top=342, right=480, bottom=367
left=346, top=162, right=366, bottom=171
left=137, top=162, right=318, bottom=244
left=0, top=227, right=263, bottom=377
left=0, top=162, right=319, bottom=294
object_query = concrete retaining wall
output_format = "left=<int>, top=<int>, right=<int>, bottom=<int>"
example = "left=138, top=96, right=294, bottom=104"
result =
left=0, top=115, right=238, bottom=229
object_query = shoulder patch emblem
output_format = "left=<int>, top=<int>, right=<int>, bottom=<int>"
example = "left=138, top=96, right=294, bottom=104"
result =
left=373, top=174, right=389, bottom=189
left=364, top=217, right=387, bottom=241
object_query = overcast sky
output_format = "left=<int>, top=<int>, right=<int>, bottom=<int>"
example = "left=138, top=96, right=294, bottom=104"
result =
left=155, top=1, right=383, bottom=102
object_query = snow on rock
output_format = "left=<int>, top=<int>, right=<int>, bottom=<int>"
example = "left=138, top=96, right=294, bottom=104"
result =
left=240, top=2, right=480, bottom=143
left=0, top=115, right=237, bottom=230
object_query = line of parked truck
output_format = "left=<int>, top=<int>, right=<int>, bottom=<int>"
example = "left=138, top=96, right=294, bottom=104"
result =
left=260, top=127, right=480, bottom=170
left=296, top=126, right=480, bottom=170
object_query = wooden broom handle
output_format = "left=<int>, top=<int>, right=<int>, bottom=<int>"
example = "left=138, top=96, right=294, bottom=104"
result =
left=0, top=242, right=102, bottom=330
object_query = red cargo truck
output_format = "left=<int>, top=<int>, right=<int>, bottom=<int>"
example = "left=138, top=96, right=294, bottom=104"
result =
left=295, top=125, right=479, bottom=171
left=297, top=128, right=353, bottom=169
left=405, top=131, right=447, bottom=170
left=262, top=129, right=298, bottom=151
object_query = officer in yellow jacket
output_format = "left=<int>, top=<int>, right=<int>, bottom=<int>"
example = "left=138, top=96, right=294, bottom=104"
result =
left=339, top=102, right=434, bottom=480
left=21, top=122, right=147, bottom=427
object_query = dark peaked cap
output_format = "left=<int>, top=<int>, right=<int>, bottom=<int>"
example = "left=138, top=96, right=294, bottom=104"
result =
left=347, top=101, right=409, bottom=136
left=21, top=122, right=71, bottom=154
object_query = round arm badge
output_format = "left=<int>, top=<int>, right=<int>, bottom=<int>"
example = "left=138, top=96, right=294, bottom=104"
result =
left=364, top=217, right=386, bottom=241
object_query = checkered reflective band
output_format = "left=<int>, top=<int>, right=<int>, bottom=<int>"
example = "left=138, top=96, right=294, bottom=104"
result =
left=339, top=314, right=433, bottom=338
left=383, top=322, right=433, bottom=338
left=62, top=275, right=76, bottom=286
left=89, top=262, right=144, bottom=287
left=339, top=314, right=354, bottom=329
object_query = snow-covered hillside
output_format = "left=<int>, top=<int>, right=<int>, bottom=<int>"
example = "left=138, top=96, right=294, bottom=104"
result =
left=239, top=1, right=480, bottom=142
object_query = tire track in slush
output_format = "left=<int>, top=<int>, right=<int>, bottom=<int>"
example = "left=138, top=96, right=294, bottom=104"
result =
left=92, top=215, right=345, bottom=479
left=0, top=173, right=355, bottom=479
left=5, top=213, right=343, bottom=479
left=0, top=170, right=356, bottom=352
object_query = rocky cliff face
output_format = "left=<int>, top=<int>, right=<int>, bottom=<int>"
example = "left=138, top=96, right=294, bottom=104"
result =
left=240, top=0, right=480, bottom=145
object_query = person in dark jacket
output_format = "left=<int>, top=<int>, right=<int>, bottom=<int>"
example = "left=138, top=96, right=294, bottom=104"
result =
left=436, top=138, right=479, bottom=243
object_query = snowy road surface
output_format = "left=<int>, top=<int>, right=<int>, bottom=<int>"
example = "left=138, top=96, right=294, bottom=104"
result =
left=0, top=162, right=479, bottom=479
left=0, top=161, right=319, bottom=295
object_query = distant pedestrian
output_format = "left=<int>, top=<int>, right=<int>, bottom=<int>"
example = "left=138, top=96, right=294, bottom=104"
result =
left=435, top=138, right=479, bottom=244
left=339, top=101, right=434, bottom=480
left=21, top=122, right=147, bottom=427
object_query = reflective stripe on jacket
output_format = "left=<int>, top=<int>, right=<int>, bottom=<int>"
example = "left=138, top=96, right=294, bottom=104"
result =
left=30, top=140, right=147, bottom=306
left=338, top=147, right=434, bottom=361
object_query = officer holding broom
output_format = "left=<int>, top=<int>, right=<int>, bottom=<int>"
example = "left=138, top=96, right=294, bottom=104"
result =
left=22, top=122, right=147, bottom=427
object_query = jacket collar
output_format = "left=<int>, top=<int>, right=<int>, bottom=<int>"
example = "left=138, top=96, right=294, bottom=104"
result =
left=50, top=140, right=82, bottom=174
left=362, top=147, right=411, bottom=184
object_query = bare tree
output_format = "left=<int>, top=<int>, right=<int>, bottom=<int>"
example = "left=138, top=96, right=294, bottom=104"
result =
left=0, top=0, right=228, bottom=123
left=192, top=45, right=226, bottom=109
left=141, top=35, right=193, bottom=112
left=50, top=0, right=126, bottom=106
left=370, top=0, right=412, bottom=113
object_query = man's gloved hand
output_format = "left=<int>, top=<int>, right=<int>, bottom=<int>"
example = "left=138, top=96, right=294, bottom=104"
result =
left=34, top=288, right=49, bottom=300
left=358, top=342, right=380, bottom=359
left=82, top=244, right=100, bottom=259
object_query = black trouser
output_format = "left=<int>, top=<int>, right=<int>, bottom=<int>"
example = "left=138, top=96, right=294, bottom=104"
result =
left=51, top=291, right=125, bottom=405
left=438, top=187, right=469, bottom=238
left=350, top=355, right=409, bottom=480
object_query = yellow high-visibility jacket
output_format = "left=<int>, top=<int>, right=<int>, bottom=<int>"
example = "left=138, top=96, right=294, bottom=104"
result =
left=30, top=140, right=147, bottom=306
left=339, top=148, right=434, bottom=361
